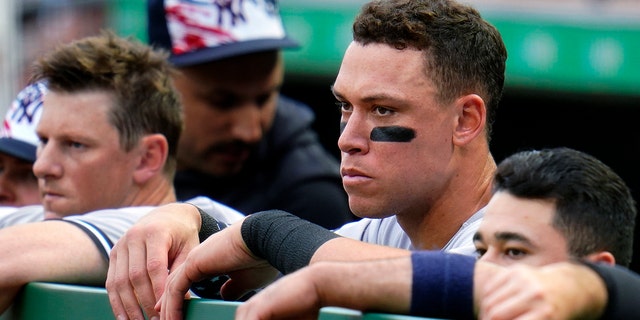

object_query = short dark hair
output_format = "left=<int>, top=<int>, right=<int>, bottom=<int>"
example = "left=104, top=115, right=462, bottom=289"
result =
left=352, top=0, right=507, bottom=140
left=493, top=147, right=637, bottom=267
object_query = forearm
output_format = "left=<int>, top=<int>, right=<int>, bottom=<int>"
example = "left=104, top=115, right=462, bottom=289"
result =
left=311, top=237, right=410, bottom=263
left=239, top=210, right=410, bottom=273
left=235, top=256, right=413, bottom=319
left=240, top=210, right=341, bottom=274
left=0, top=221, right=106, bottom=314
left=242, top=251, right=472, bottom=318
left=0, top=221, right=106, bottom=286
left=311, top=258, right=412, bottom=313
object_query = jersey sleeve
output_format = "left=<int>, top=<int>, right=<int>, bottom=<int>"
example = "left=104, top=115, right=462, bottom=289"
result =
left=58, top=197, right=243, bottom=262
left=61, top=206, right=156, bottom=261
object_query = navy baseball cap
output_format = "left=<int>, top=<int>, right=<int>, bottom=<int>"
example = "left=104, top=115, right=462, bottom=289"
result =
left=0, top=82, right=46, bottom=163
left=147, top=0, right=300, bottom=67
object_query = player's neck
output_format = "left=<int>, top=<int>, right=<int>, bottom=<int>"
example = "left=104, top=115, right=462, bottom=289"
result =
left=398, top=153, right=495, bottom=250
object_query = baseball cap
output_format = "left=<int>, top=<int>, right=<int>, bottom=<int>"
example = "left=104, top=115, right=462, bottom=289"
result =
left=0, top=82, right=46, bottom=163
left=148, top=0, right=300, bottom=67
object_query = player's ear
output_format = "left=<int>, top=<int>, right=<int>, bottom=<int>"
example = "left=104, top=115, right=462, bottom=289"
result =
left=584, top=251, right=616, bottom=266
left=452, top=94, right=486, bottom=146
left=133, top=134, right=168, bottom=184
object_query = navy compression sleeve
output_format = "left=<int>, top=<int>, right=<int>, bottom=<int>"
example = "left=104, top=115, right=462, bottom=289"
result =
left=410, top=251, right=476, bottom=320
left=584, top=262, right=640, bottom=319
left=241, top=210, right=340, bottom=275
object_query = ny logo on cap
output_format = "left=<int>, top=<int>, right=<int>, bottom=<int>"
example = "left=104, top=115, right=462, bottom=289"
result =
left=165, top=0, right=287, bottom=55
left=1, top=82, right=45, bottom=144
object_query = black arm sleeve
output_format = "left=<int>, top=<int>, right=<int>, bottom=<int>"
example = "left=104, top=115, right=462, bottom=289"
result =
left=185, top=204, right=221, bottom=243
left=196, top=206, right=221, bottom=243
left=241, top=210, right=340, bottom=274
left=583, top=262, right=640, bottom=319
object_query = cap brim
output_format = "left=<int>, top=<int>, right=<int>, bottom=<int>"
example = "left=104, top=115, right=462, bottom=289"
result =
left=168, top=37, right=300, bottom=67
left=0, top=138, right=36, bottom=163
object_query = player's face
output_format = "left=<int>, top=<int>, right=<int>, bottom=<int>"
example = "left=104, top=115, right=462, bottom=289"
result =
left=334, top=42, right=458, bottom=219
left=172, top=51, right=282, bottom=176
left=0, top=153, right=39, bottom=207
left=34, top=90, right=142, bottom=218
left=474, top=191, right=570, bottom=266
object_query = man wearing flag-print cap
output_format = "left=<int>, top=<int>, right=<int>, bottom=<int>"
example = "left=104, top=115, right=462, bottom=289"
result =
left=147, top=0, right=354, bottom=229
left=0, top=82, right=46, bottom=207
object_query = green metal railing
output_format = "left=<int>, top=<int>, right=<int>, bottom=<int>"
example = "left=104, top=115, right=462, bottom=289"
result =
left=0, top=282, right=442, bottom=320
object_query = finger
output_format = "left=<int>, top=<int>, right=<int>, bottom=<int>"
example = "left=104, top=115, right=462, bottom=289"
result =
left=123, top=230, right=170, bottom=319
left=106, top=244, right=127, bottom=319
left=481, top=266, right=533, bottom=307
left=160, top=264, right=193, bottom=320
left=481, top=290, right=531, bottom=320
left=481, top=276, right=523, bottom=319
left=165, top=233, right=198, bottom=274
left=107, top=241, right=146, bottom=320
left=483, top=273, right=554, bottom=320
left=144, top=231, right=172, bottom=301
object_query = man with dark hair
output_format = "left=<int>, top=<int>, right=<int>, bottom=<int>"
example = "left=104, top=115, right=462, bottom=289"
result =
left=159, top=147, right=636, bottom=319
left=475, top=147, right=636, bottom=267
left=146, top=0, right=353, bottom=228
left=107, top=0, right=507, bottom=318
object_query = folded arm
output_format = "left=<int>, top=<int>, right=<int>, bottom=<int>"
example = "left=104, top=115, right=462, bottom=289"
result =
left=159, top=210, right=411, bottom=319
left=0, top=220, right=106, bottom=314
left=235, top=256, right=414, bottom=319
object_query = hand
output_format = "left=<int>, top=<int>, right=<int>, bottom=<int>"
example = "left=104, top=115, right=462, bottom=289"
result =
left=478, top=262, right=607, bottom=320
left=158, top=221, right=279, bottom=320
left=236, top=256, right=412, bottom=320
left=106, top=203, right=202, bottom=320
left=235, top=266, right=323, bottom=320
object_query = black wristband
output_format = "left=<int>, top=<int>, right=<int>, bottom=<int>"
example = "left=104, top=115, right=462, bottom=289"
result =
left=241, top=210, right=340, bottom=275
left=191, top=205, right=220, bottom=243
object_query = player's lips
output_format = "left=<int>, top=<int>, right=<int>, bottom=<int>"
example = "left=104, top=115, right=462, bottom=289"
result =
left=41, top=190, right=62, bottom=198
left=341, top=167, right=372, bottom=185
left=39, top=185, right=63, bottom=198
